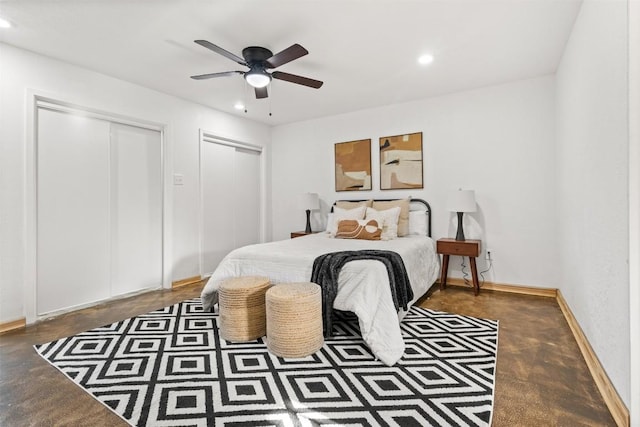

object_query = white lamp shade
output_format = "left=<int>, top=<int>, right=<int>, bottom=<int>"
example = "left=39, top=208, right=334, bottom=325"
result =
left=446, top=190, right=477, bottom=213
left=299, top=192, right=320, bottom=210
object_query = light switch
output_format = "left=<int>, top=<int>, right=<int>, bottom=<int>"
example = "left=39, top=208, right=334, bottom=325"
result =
left=173, top=174, right=184, bottom=186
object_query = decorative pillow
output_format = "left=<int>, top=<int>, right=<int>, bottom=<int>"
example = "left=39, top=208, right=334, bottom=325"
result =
left=335, top=219, right=382, bottom=240
left=372, top=199, right=410, bottom=237
left=409, top=210, right=428, bottom=236
left=326, top=206, right=367, bottom=236
left=334, top=200, right=373, bottom=210
left=365, top=206, right=401, bottom=240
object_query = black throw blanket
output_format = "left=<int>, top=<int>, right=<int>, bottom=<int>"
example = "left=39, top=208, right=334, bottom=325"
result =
left=310, top=250, right=413, bottom=337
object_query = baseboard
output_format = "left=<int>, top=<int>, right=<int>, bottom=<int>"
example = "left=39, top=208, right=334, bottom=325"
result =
left=0, top=317, right=26, bottom=335
left=172, top=275, right=202, bottom=289
left=556, top=290, right=630, bottom=427
left=441, top=278, right=558, bottom=298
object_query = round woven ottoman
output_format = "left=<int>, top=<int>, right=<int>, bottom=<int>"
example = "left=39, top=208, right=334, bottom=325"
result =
left=266, top=283, right=324, bottom=358
left=218, top=276, right=270, bottom=342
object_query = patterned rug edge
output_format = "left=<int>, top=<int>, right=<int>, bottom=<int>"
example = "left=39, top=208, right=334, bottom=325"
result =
left=34, top=344, right=135, bottom=426
left=489, top=319, right=500, bottom=427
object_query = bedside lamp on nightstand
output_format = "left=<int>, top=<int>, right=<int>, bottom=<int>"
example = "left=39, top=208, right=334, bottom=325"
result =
left=299, top=192, right=320, bottom=233
left=446, top=189, right=476, bottom=241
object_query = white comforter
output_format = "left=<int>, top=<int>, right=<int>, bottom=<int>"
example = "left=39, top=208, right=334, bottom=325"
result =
left=201, top=233, right=440, bottom=365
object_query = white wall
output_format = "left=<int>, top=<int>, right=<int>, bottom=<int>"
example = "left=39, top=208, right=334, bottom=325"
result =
left=556, top=0, right=630, bottom=407
left=0, top=43, right=271, bottom=323
left=271, top=76, right=558, bottom=288
left=629, top=0, right=640, bottom=421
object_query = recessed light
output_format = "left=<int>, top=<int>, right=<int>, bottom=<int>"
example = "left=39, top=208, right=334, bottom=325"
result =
left=0, top=17, right=12, bottom=28
left=418, top=54, right=434, bottom=66
left=234, top=102, right=245, bottom=110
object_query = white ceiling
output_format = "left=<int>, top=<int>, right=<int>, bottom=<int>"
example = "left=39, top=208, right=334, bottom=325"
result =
left=0, top=0, right=582, bottom=125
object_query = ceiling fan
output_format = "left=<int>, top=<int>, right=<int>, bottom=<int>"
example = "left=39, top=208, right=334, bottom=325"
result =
left=190, top=40, right=323, bottom=99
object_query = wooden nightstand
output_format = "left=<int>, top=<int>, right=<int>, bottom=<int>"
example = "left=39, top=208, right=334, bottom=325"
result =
left=290, top=231, right=319, bottom=239
left=436, top=238, right=482, bottom=295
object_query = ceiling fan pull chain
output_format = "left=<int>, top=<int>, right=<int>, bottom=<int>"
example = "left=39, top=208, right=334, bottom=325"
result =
left=244, top=80, right=248, bottom=114
left=269, top=82, right=272, bottom=117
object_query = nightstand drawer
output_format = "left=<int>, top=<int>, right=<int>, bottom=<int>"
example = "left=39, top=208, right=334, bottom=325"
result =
left=436, top=239, right=480, bottom=257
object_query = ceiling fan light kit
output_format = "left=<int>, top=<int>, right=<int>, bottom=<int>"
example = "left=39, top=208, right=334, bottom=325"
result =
left=245, top=69, right=271, bottom=88
left=191, top=40, right=323, bottom=99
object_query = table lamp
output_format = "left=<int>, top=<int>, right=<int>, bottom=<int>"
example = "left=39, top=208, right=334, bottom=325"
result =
left=446, top=189, right=476, bottom=241
left=299, top=192, right=320, bottom=233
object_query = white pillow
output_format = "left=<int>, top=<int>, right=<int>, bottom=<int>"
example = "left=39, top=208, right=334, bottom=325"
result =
left=365, top=206, right=401, bottom=240
left=326, top=206, right=366, bottom=236
left=409, top=210, right=428, bottom=236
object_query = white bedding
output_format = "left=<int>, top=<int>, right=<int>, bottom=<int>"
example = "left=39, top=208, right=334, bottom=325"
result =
left=201, top=233, right=440, bottom=365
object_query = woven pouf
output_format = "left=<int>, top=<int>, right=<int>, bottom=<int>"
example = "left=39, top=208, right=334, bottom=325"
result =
left=218, top=276, right=270, bottom=342
left=266, top=282, right=324, bottom=358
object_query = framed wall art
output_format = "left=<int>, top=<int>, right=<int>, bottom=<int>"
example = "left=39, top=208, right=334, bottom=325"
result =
left=379, top=132, right=423, bottom=190
left=334, top=139, right=372, bottom=191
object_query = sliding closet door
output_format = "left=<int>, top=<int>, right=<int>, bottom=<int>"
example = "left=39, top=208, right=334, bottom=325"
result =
left=37, top=109, right=111, bottom=314
left=233, top=148, right=261, bottom=248
left=110, top=123, right=162, bottom=295
left=36, top=106, right=163, bottom=316
left=201, top=142, right=236, bottom=275
left=201, top=138, right=261, bottom=276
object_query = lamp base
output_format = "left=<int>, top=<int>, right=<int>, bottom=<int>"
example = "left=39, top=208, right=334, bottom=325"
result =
left=455, top=211, right=466, bottom=241
left=305, top=209, right=312, bottom=233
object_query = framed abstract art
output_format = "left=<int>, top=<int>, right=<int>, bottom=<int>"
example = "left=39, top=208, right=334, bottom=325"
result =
left=334, top=139, right=372, bottom=191
left=379, top=132, right=423, bottom=190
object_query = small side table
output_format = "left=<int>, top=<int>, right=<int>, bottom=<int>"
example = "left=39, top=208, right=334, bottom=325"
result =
left=436, top=238, right=482, bottom=295
left=290, top=231, right=319, bottom=239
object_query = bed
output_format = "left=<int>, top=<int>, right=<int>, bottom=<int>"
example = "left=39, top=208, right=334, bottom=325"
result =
left=201, top=198, right=440, bottom=366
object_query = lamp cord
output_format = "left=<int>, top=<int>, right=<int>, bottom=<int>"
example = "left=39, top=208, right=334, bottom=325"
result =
left=460, top=258, right=493, bottom=288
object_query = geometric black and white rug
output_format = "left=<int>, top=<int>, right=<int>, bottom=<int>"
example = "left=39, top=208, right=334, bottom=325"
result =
left=35, top=298, right=498, bottom=427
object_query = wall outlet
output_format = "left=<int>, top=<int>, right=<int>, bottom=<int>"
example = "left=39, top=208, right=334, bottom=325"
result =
left=485, top=249, right=492, bottom=261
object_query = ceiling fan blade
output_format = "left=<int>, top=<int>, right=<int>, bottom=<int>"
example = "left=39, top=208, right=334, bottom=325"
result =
left=265, top=44, right=308, bottom=68
left=194, top=40, right=247, bottom=66
left=190, top=71, right=244, bottom=80
left=272, top=71, right=323, bottom=89
left=255, top=87, right=268, bottom=99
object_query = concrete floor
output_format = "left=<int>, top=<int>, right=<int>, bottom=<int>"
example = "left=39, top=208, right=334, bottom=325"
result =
left=0, top=282, right=615, bottom=426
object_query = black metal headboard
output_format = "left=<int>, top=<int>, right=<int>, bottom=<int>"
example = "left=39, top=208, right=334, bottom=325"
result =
left=332, top=198, right=432, bottom=237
